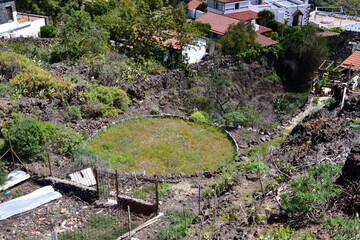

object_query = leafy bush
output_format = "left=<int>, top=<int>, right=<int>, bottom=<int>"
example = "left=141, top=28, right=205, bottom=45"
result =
left=155, top=210, right=196, bottom=240
left=325, top=216, right=360, bottom=240
left=40, top=25, right=58, bottom=38
left=350, top=118, right=360, bottom=130
left=240, top=161, right=270, bottom=174
left=324, top=97, right=336, bottom=107
left=224, top=105, right=263, bottom=128
left=81, top=85, right=131, bottom=118
left=0, top=51, right=72, bottom=98
left=189, top=111, right=207, bottom=123
left=273, top=93, right=308, bottom=123
left=281, top=163, right=341, bottom=221
left=66, top=105, right=82, bottom=120
left=3, top=118, right=83, bottom=159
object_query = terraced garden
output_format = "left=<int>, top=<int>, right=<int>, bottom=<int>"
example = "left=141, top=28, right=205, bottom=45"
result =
left=86, top=117, right=237, bottom=174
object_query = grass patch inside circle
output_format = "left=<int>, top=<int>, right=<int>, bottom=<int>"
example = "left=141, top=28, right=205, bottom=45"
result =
left=86, top=117, right=236, bottom=174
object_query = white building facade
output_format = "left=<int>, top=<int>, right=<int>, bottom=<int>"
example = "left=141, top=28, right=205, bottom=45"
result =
left=0, top=0, right=47, bottom=38
left=207, top=0, right=311, bottom=26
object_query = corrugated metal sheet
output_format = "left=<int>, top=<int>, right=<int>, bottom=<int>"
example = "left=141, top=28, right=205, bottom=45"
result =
left=69, top=168, right=96, bottom=186
left=0, top=169, right=30, bottom=191
left=0, top=186, right=62, bottom=221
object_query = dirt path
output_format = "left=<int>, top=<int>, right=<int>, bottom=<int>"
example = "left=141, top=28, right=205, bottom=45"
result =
left=282, top=96, right=330, bottom=132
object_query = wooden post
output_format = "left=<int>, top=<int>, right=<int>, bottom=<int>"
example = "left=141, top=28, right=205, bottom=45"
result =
left=115, top=170, right=119, bottom=205
left=155, top=180, right=159, bottom=214
left=94, top=167, right=100, bottom=200
left=47, top=153, right=52, bottom=176
left=128, top=205, right=131, bottom=240
left=198, top=184, right=201, bottom=215
left=7, top=134, right=15, bottom=165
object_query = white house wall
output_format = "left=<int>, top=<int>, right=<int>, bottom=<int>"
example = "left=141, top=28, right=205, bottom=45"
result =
left=0, top=16, right=45, bottom=38
left=182, top=37, right=207, bottom=64
left=341, top=23, right=360, bottom=32
left=188, top=9, right=196, bottom=19
left=249, top=3, right=310, bottom=26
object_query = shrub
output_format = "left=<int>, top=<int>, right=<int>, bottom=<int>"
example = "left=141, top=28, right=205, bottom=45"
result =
left=66, top=105, right=82, bottom=120
left=273, top=93, right=308, bottom=123
left=240, top=161, right=270, bottom=174
left=281, top=163, right=341, bottom=221
left=324, top=97, right=336, bottom=107
left=325, top=217, right=360, bottom=240
left=40, top=25, right=58, bottom=38
left=189, top=111, right=207, bottom=123
left=0, top=51, right=72, bottom=98
left=350, top=118, right=360, bottom=130
left=224, top=105, right=263, bottom=128
left=3, top=118, right=83, bottom=159
left=82, top=85, right=131, bottom=118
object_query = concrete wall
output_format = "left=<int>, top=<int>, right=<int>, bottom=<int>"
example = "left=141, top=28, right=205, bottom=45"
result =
left=224, top=1, right=251, bottom=13
left=182, top=37, right=207, bottom=64
left=0, top=0, right=16, bottom=24
left=341, top=23, right=360, bottom=33
left=188, top=9, right=204, bottom=19
left=0, top=16, right=46, bottom=38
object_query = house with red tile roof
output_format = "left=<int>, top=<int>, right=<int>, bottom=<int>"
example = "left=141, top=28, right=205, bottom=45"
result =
left=205, top=0, right=310, bottom=27
left=340, top=49, right=360, bottom=71
left=196, top=11, right=277, bottom=47
left=158, top=30, right=208, bottom=64
left=188, top=0, right=206, bottom=19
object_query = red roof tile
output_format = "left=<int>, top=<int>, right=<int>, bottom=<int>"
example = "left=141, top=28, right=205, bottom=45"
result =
left=257, top=25, right=272, bottom=33
left=196, top=11, right=240, bottom=35
left=188, top=0, right=202, bottom=10
left=225, top=10, right=259, bottom=21
left=341, top=49, right=360, bottom=70
left=255, top=33, right=278, bottom=47
left=317, top=31, right=340, bottom=37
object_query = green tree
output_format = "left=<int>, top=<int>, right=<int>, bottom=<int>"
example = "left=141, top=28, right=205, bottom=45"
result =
left=218, top=22, right=257, bottom=56
left=95, top=0, right=191, bottom=61
left=84, top=0, right=112, bottom=19
left=51, top=10, right=109, bottom=62
left=280, top=25, right=328, bottom=91
left=257, top=10, right=275, bottom=26
left=15, top=0, right=83, bottom=23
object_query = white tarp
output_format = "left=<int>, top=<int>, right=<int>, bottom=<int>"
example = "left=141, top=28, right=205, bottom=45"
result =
left=69, top=168, right=96, bottom=186
left=0, top=186, right=62, bottom=221
left=0, top=169, right=30, bottom=191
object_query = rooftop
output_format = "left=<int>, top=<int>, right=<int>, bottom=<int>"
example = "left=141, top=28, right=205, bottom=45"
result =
left=309, top=11, right=360, bottom=29
left=17, top=13, right=45, bottom=23
left=225, top=10, right=259, bottom=21
left=196, top=11, right=240, bottom=35
left=256, top=33, right=278, bottom=47
left=188, top=0, right=202, bottom=11
left=341, top=49, right=360, bottom=71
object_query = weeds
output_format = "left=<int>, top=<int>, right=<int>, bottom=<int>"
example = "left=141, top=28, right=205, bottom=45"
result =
left=155, top=210, right=196, bottom=240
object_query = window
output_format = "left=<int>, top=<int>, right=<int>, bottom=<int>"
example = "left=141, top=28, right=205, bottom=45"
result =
left=235, top=3, right=239, bottom=9
left=5, top=6, right=13, bottom=22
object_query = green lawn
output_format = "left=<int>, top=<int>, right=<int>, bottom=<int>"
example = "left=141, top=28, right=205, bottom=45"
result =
left=86, top=117, right=236, bottom=174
